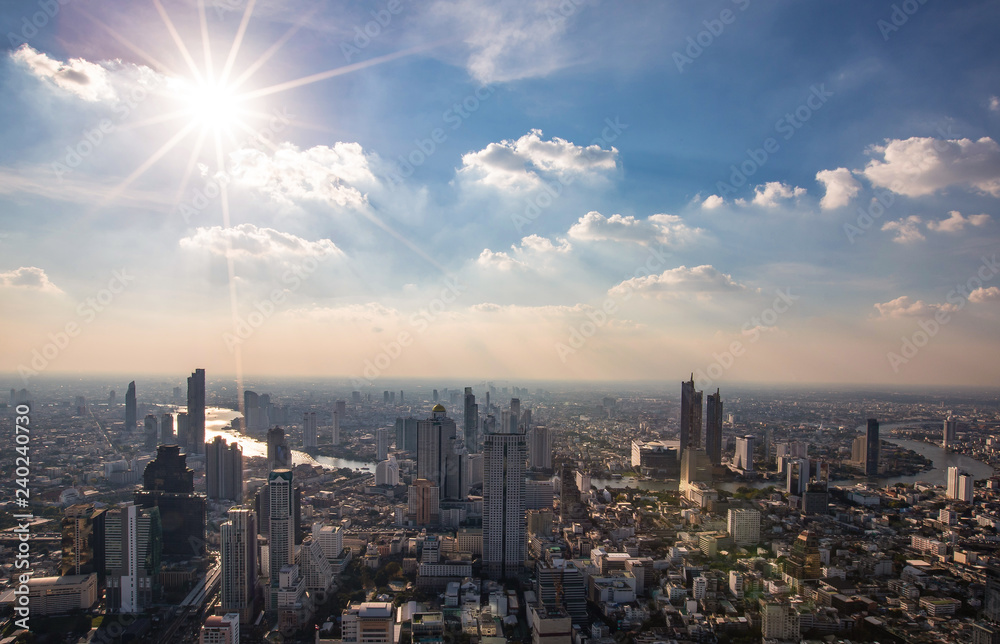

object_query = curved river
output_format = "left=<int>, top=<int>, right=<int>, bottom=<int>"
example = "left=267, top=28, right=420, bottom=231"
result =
left=196, top=408, right=375, bottom=472
left=592, top=422, right=995, bottom=492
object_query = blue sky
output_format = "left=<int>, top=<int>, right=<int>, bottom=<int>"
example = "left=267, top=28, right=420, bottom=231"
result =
left=2, top=0, right=1000, bottom=388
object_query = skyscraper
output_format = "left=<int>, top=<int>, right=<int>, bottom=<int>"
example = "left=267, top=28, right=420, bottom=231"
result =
left=705, top=389, right=723, bottom=465
left=864, top=418, right=879, bottom=477
left=125, top=381, right=137, bottom=432
left=943, top=417, right=958, bottom=449
left=160, top=413, right=174, bottom=443
left=267, top=426, right=291, bottom=471
left=105, top=503, right=162, bottom=613
left=482, top=408, right=527, bottom=580
left=735, top=435, right=755, bottom=472
left=220, top=507, right=258, bottom=624
left=680, top=374, right=703, bottom=454
left=332, top=412, right=341, bottom=446
left=135, top=444, right=206, bottom=558
left=559, top=463, right=584, bottom=522
left=376, top=427, right=389, bottom=461
left=529, top=425, right=552, bottom=470
left=408, top=478, right=440, bottom=525
left=268, top=469, right=295, bottom=604
left=187, top=368, right=206, bottom=454
left=417, top=405, right=464, bottom=500
left=303, top=412, right=318, bottom=449
left=207, top=436, right=244, bottom=502
left=144, top=414, right=158, bottom=450
left=463, top=387, right=478, bottom=451
left=61, top=504, right=105, bottom=578
left=395, top=416, right=418, bottom=454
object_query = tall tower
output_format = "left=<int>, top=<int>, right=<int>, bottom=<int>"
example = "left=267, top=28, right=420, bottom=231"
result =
left=268, top=469, right=295, bottom=594
left=463, top=387, right=478, bottom=451
left=680, top=374, right=703, bottom=454
left=267, top=426, right=291, bottom=471
left=482, top=406, right=526, bottom=580
left=417, top=405, right=463, bottom=500
left=864, top=418, right=879, bottom=477
left=207, top=436, right=244, bottom=502
left=303, top=412, right=318, bottom=449
left=105, top=503, right=162, bottom=613
left=376, top=427, right=389, bottom=461
left=135, top=444, right=206, bottom=557
left=735, top=435, right=755, bottom=472
left=529, top=425, right=552, bottom=470
left=705, top=389, right=723, bottom=465
left=125, top=381, right=137, bottom=432
left=220, top=507, right=258, bottom=624
left=187, top=368, right=206, bottom=454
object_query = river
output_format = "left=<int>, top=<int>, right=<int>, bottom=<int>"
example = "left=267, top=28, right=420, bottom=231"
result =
left=591, top=422, right=995, bottom=492
left=175, top=408, right=375, bottom=472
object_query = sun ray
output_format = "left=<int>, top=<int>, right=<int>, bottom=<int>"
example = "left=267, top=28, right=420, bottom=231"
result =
left=219, top=0, right=257, bottom=86
left=233, top=121, right=282, bottom=154
left=153, top=0, right=204, bottom=84
left=356, top=208, right=451, bottom=276
left=172, top=126, right=210, bottom=207
left=228, top=5, right=323, bottom=92
left=99, top=121, right=199, bottom=207
left=214, top=129, right=245, bottom=414
left=114, top=109, right=193, bottom=132
left=197, top=0, right=214, bottom=84
left=235, top=40, right=446, bottom=102
left=76, top=9, right=178, bottom=77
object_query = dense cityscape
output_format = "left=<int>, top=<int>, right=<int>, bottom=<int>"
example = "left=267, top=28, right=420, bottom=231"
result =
left=1, top=375, right=999, bottom=643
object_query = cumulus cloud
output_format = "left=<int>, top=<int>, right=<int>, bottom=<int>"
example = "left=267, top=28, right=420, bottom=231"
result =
left=881, top=216, right=925, bottom=244
left=288, top=303, right=399, bottom=325
left=10, top=45, right=118, bottom=102
left=969, top=287, right=1000, bottom=303
left=179, top=223, right=342, bottom=259
left=567, top=211, right=699, bottom=246
left=862, top=136, right=1000, bottom=197
left=701, top=194, right=725, bottom=210
left=874, top=295, right=958, bottom=319
left=608, top=265, right=745, bottom=299
left=925, top=211, right=991, bottom=233
left=476, top=249, right=528, bottom=271
left=458, top=129, right=618, bottom=191
left=229, top=142, right=377, bottom=209
left=815, top=168, right=861, bottom=210
left=518, top=234, right=571, bottom=254
left=751, top=182, right=806, bottom=208
left=0, top=266, right=62, bottom=293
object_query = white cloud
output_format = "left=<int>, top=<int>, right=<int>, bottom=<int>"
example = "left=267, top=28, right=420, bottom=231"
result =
left=751, top=182, right=806, bottom=208
left=990, top=96, right=1000, bottom=112
left=701, top=194, right=724, bottom=210
left=0, top=266, right=62, bottom=293
left=815, top=168, right=861, bottom=210
left=287, top=303, right=399, bottom=325
left=424, top=0, right=582, bottom=84
left=476, top=249, right=527, bottom=271
left=229, top=142, right=377, bottom=209
left=969, top=287, right=1000, bottom=303
left=10, top=45, right=118, bottom=102
left=925, top=210, right=991, bottom=233
left=567, top=211, right=698, bottom=246
left=874, top=295, right=958, bottom=319
left=179, top=224, right=342, bottom=259
left=862, top=136, right=1000, bottom=197
left=881, top=216, right=925, bottom=244
left=608, top=264, right=745, bottom=299
left=458, top=129, right=618, bottom=191
left=518, top=234, right=571, bottom=254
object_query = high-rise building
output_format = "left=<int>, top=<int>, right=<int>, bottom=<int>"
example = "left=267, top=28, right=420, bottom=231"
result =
left=784, top=530, right=822, bottom=585
left=206, top=436, right=243, bottom=502
left=395, top=417, right=418, bottom=454
left=303, top=412, right=318, bottom=449
left=144, top=414, right=158, bottom=450
left=864, top=418, right=879, bottom=477
left=376, top=427, right=389, bottom=461
left=134, top=444, right=206, bottom=558
left=417, top=405, right=464, bottom=500
left=61, top=504, right=105, bottom=578
left=375, top=456, right=399, bottom=486
left=332, top=412, right=341, bottom=446
left=559, top=464, right=585, bottom=522
left=535, top=559, right=587, bottom=625
left=105, top=503, right=162, bottom=613
left=943, top=417, right=958, bottom=449
left=680, top=374, right=703, bottom=453
left=176, top=412, right=189, bottom=447
left=267, top=427, right=291, bottom=472
left=244, top=391, right=263, bottom=432
left=109, top=390, right=116, bottom=407
left=483, top=407, right=526, bottom=580
left=187, top=369, right=206, bottom=454
left=529, top=425, right=552, bottom=470
left=200, top=613, right=240, bottom=644
left=220, top=508, right=258, bottom=624
left=125, top=381, right=137, bottom=432
left=463, top=387, right=478, bottom=451
left=727, top=509, right=760, bottom=545
left=705, top=389, right=723, bottom=465
left=160, top=413, right=174, bottom=443
left=335, top=400, right=347, bottom=418
left=341, top=602, right=394, bottom=644
left=408, top=479, right=439, bottom=525
left=787, top=458, right=810, bottom=495
left=268, top=469, right=295, bottom=605
left=735, top=435, right=755, bottom=472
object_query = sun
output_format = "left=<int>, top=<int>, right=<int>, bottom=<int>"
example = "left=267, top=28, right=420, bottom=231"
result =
left=181, top=79, right=243, bottom=131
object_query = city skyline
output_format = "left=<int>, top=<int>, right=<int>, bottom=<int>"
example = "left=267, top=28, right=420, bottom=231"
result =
left=1, top=2, right=999, bottom=387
